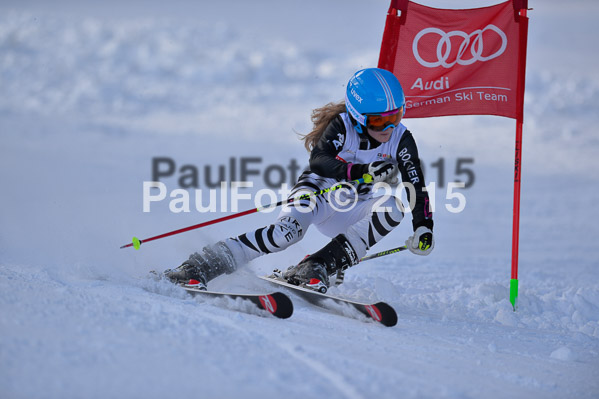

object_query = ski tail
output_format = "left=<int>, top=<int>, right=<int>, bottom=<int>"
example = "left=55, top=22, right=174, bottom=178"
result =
left=363, top=302, right=398, bottom=327
left=183, top=286, right=294, bottom=319
left=260, top=275, right=398, bottom=327
left=252, top=292, right=294, bottom=319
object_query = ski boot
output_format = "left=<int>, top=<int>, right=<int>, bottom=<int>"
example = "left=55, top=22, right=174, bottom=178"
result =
left=283, top=234, right=359, bottom=293
left=164, top=241, right=238, bottom=290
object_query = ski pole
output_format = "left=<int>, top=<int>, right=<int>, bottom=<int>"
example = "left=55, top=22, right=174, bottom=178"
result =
left=359, top=245, right=408, bottom=262
left=333, top=245, right=408, bottom=285
left=120, top=174, right=374, bottom=250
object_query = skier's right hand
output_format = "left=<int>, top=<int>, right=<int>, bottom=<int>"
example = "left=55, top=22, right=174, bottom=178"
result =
left=405, top=226, right=434, bottom=256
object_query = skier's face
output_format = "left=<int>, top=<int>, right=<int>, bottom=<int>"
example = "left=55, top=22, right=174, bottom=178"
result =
left=367, top=127, right=393, bottom=143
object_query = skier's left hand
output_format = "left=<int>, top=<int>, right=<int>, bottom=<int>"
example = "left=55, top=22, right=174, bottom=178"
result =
left=364, top=161, right=398, bottom=183
left=384, top=166, right=399, bottom=185
left=405, top=226, right=434, bottom=256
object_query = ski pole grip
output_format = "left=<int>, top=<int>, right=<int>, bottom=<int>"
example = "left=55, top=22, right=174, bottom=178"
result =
left=132, top=237, right=142, bottom=250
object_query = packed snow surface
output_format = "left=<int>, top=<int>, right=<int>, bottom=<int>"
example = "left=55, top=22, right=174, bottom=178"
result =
left=1, top=0, right=598, bottom=398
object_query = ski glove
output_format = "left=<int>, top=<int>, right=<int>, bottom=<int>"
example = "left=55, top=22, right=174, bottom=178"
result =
left=383, top=165, right=400, bottom=185
left=405, top=226, right=434, bottom=256
left=364, top=161, right=398, bottom=184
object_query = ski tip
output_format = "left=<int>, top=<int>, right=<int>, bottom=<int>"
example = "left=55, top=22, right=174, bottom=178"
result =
left=372, top=302, right=398, bottom=327
left=261, top=292, right=293, bottom=319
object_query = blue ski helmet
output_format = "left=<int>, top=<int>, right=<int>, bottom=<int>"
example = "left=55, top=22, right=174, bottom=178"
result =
left=345, top=68, right=406, bottom=134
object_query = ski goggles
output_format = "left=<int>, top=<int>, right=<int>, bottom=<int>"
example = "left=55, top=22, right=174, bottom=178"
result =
left=366, top=107, right=403, bottom=131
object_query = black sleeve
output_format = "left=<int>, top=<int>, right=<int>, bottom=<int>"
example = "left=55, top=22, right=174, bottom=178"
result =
left=396, top=130, right=434, bottom=232
left=308, top=115, right=351, bottom=180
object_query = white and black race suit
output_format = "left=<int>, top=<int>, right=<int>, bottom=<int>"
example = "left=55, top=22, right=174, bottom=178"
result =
left=225, top=112, right=433, bottom=265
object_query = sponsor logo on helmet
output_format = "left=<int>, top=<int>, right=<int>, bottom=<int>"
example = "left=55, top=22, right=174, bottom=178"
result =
left=350, top=88, right=363, bottom=104
left=345, top=94, right=366, bottom=125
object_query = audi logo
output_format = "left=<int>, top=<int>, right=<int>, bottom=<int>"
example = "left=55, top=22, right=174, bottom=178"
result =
left=412, top=25, right=508, bottom=68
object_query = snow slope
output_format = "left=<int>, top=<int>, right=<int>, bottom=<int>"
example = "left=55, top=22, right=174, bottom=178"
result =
left=1, top=1, right=598, bottom=398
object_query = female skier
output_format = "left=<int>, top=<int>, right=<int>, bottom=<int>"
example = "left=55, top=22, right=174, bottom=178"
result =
left=165, top=67, right=434, bottom=290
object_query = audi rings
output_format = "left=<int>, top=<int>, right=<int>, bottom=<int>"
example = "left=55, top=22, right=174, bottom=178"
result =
left=412, top=24, right=508, bottom=68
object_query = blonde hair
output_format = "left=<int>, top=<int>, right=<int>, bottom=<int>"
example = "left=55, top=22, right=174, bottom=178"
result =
left=300, top=101, right=347, bottom=152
